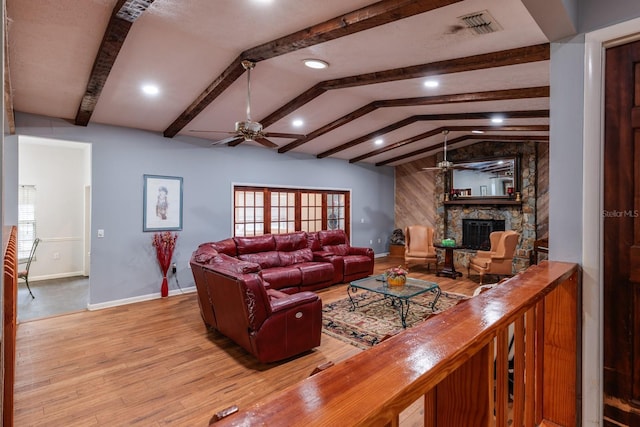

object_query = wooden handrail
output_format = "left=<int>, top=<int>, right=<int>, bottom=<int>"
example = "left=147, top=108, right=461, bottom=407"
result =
left=213, top=261, right=581, bottom=427
left=2, top=226, right=18, bottom=426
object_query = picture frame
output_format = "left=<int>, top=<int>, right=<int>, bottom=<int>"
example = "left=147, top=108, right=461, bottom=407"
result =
left=143, top=174, right=183, bottom=231
left=480, top=185, right=487, bottom=196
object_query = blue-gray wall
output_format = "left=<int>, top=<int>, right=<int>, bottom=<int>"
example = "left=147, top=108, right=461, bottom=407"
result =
left=14, top=113, right=395, bottom=305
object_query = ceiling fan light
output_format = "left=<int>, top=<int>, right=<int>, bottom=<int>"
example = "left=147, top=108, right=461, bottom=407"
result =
left=423, top=80, right=439, bottom=88
left=303, top=59, right=329, bottom=69
left=491, top=117, right=504, bottom=124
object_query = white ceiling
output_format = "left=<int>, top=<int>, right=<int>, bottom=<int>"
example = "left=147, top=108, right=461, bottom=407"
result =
left=6, top=0, right=567, bottom=165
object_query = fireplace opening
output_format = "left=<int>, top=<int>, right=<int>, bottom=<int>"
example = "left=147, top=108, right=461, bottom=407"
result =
left=462, top=219, right=505, bottom=250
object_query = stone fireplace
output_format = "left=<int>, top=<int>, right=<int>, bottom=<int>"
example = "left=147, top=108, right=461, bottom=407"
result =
left=433, top=141, right=539, bottom=273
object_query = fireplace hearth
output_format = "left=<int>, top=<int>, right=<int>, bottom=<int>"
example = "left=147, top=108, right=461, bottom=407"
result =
left=463, top=219, right=505, bottom=250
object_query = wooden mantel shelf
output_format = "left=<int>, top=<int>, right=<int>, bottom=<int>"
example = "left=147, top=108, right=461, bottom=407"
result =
left=444, top=198, right=522, bottom=206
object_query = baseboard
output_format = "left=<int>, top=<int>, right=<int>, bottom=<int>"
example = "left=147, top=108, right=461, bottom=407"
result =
left=87, top=286, right=196, bottom=311
left=30, top=271, right=87, bottom=282
left=375, top=252, right=390, bottom=258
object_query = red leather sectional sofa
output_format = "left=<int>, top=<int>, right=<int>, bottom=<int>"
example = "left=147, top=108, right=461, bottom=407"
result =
left=193, top=229, right=374, bottom=294
left=189, top=229, right=374, bottom=362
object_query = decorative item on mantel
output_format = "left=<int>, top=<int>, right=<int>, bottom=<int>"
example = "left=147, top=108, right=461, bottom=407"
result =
left=385, top=265, right=408, bottom=287
left=152, top=231, right=178, bottom=297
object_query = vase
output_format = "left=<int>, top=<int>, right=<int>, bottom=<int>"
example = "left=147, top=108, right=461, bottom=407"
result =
left=387, top=275, right=406, bottom=287
left=161, top=276, right=168, bottom=297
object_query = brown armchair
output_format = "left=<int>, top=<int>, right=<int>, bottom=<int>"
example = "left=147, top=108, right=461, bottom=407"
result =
left=468, top=230, right=519, bottom=284
left=404, top=225, right=438, bottom=271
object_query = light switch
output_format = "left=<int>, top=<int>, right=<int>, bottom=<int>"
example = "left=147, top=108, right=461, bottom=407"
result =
left=97, top=229, right=105, bottom=238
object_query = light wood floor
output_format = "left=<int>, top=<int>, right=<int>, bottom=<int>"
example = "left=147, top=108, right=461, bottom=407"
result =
left=14, top=257, right=482, bottom=426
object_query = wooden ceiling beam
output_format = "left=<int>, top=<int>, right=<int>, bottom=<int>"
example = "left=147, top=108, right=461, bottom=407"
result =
left=324, top=110, right=549, bottom=160
left=260, top=44, right=549, bottom=129
left=163, top=0, right=463, bottom=137
left=350, top=125, right=549, bottom=163
left=75, top=0, right=156, bottom=126
left=309, top=87, right=549, bottom=157
left=4, top=23, right=15, bottom=134
left=376, top=134, right=550, bottom=166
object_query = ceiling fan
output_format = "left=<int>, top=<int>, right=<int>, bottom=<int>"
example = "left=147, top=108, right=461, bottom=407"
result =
left=421, top=130, right=461, bottom=172
left=189, top=60, right=306, bottom=148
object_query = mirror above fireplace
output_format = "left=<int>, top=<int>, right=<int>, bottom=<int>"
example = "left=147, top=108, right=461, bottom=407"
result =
left=446, top=156, right=521, bottom=205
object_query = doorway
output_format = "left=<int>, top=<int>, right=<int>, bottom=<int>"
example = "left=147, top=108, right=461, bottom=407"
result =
left=17, top=136, right=92, bottom=321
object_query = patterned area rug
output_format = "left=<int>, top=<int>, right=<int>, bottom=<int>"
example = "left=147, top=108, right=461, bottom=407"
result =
left=322, top=289, right=468, bottom=349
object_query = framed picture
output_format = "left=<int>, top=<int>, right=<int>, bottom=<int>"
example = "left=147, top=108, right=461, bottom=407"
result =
left=480, top=185, right=487, bottom=196
left=143, top=174, right=183, bottom=231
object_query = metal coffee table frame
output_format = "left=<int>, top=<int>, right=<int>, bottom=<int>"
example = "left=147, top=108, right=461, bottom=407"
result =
left=347, top=275, right=441, bottom=328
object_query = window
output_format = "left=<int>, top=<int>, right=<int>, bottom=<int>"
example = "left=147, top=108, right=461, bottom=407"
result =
left=18, top=185, right=37, bottom=261
left=234, top=189, right=264, bottom=237
left=233, top=186, right=350, bottom=237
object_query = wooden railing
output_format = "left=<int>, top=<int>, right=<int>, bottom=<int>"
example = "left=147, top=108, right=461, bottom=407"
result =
left=2, top=226, right=18, bottom=426
left=214, top=261, right=581, bottom=427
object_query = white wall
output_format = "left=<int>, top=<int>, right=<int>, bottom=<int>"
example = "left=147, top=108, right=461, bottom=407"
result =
left=18, top=136, right=90, bottom=280
left=13, top=113, right=395, bottom=306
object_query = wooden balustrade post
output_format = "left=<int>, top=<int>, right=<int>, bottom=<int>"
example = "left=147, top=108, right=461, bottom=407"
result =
left=434, top=345, right=492, bottom=427
left=541, top=270, right=581, bottom=426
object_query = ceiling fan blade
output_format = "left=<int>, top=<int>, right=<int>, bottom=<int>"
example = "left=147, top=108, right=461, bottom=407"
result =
left=212, top=135, right=243, bottom=146
left=189, top=130, right=236, bottom=134
left=254, top=137, right=278, bottom=148
left=263, top=132, right=306, bottom=139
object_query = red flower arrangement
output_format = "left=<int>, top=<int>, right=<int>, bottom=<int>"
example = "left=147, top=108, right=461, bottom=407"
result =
left=152, top=231, right=178, bottom=297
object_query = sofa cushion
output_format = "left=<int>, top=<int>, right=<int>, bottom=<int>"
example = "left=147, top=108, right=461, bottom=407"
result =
left=211, top=238, right=237, bottom=256
left=274, top=231, right=307, bottom=252
left=238, top=251, right=281, bottom=269
left=297, top=262, right=334, bottom=285
left=235, top=235, right=276, bottom=255
left=319, top=229, right=348, bottom=246
left=306, top=232, right=322, bottom=251
left=343, top=255, right=372, bottom=275
left=260, top=266, right=302, bottom=288
left=279, top=248, right=313, bottom=266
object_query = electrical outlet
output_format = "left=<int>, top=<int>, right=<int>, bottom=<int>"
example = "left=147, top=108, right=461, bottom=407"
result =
left=172, top=263, right=177, bottom=274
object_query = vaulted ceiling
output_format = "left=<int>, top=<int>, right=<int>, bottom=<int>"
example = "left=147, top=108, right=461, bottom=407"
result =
left=6, top=0, right=574, bottom=166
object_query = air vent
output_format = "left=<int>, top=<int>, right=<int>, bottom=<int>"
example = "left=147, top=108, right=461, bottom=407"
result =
left=116, top=0, right=155, bottom=23
left=458, top=10, right=502, bottom=35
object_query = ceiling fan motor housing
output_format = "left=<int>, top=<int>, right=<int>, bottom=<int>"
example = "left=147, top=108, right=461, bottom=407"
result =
left=235, top=120, right=263, bottom=134
left=438, top=160, right=454, bottom=169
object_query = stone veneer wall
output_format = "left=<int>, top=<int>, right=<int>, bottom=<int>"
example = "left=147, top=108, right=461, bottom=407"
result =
left=434, top=141, right=539, bottom=274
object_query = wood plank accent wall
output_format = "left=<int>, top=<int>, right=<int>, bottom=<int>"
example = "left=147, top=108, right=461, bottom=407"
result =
left=395, top=156, right=437, bottom=233
left=536, top=142, right=549, bottom=239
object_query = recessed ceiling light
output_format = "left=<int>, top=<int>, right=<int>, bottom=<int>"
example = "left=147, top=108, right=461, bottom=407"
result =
left=472, top=130, right=484, bottom=134
left=423, top=80, right=439, bottom=88
left=303, top=59, right=329, bottom=69
left=141, top=84, right=159, bottom=96
left=491, top=117, right=504, bottom=124
left=292, top=119, right=304, bottom=127
left=374, top=138, right=384, bottom=145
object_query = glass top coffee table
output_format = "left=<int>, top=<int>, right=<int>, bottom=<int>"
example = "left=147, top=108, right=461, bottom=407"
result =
left=348, top=275, right=441, bottom=328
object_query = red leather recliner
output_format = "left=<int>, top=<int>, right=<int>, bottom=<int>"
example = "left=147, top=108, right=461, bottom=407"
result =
left=190, top=253, right=322, bottom=363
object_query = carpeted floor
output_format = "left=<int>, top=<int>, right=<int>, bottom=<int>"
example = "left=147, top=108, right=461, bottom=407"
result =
left=322, top=289, right=468, bottom=349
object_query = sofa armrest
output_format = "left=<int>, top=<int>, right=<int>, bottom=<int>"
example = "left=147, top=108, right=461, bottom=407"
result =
left=270, top=291, right=319, bottom=313
left=348, top=246, right=374, bottom=259
left=312, top=250, right=335, bottom=262
left=475, top=250, right=493, bottom=257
